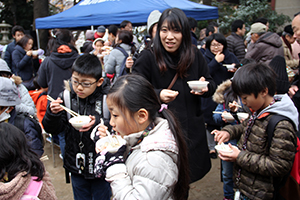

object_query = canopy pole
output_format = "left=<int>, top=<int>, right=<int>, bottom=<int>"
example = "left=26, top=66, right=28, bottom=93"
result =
left=36, top=29, right=40, bottom=49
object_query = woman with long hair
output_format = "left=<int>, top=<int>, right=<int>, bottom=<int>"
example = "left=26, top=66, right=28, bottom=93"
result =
left=133, top=8, right=216, bottom=184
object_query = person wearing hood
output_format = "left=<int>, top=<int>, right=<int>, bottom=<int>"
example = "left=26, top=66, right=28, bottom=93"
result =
left=37, top=29, right=79, bottom=100
left=245, top=22, right=284, bottom=65
left=213, top=62, right=298, bottom=200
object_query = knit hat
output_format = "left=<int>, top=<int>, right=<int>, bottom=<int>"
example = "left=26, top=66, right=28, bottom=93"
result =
left=85, top=30, right=94, bottom=40
left=0, top=59, right=11, bottom=74
left=97, top=26, right=106, bottom=33
left=0, top=77, right=21, bottom=106
left=249, top=22, right=267, bottom=35
left=269, top=55, right=290, bottom=94
left=147, top=10, right=162, bottom=35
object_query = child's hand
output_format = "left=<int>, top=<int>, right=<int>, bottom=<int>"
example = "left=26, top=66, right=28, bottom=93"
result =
left=190, top=77, right=208, bottom=95
left=97, top=124, right=109, bottom=139
left=218, top=143, right=240, bottom=162
left=49, top=97, right=64, bottom=114
left=228, top=101, right=239, bottom=112
left=126, top=56, right=134, bottom=69
left=26, top=50, right=33, bottom=57
left=211, top=130, right=230, bottom=144
left=221, top=111, right=228, bottom=123
left=79, top=115, right=95, bottom=132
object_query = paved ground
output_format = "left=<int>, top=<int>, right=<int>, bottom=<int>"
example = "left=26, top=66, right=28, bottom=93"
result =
left=42, top=141, right=224, bottom=200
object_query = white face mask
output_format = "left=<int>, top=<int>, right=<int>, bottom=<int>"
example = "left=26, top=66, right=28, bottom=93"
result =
left=0, top=107, right=10, bottom=122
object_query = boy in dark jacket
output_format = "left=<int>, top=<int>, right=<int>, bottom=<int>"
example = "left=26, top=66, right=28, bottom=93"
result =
left=0, top=76, right=44, bottom=157
left=4, top=25, right=25, bottom=73
left=213, top=63, right=298, bottom=200
left=42, top=54, right=111, bottom=200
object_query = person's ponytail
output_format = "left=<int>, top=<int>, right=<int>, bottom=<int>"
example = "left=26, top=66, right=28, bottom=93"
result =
left=159, top=108, right=190, bottom=200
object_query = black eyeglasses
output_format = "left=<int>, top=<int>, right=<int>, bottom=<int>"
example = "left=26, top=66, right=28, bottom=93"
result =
left=71, top=79, right=97, bottom=88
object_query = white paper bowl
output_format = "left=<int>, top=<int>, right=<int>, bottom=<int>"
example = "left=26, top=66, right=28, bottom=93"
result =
left=69, top=115, right=91, bottom=130
left=32, top=50, right=38, bottom=56
left=96, top=135, right=126, bottom=153
left=221, top=112, right=235, bottom=122
left=223, top=64, right=235, bottom=70
left=215, top=144, right=233, bottom=153
left=237, top=112, right=249, bottom=121
left=187, top=81, right=209, bottom=92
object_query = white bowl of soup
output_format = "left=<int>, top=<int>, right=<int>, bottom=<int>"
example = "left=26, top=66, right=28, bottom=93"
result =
left=187, top=81, right=209, bottom=92
left=69, top=116, right=91, bottom=130
left=237, top=112, right=249, bottom=121
left=96, top=135, right=126, bottom=153
left=221, top=112, right=235, bottom=122
left=215, top=143, right=233, bottom=153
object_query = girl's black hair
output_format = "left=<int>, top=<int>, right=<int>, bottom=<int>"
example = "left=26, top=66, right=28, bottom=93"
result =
left=153, top=8, right=195, bottom=78
left=0, top=123, right=45, bottom=182
left=205, top=33, right=228, bottom=51
left=48, top=29, right=77, bottom=53
left=72, top=54, right=102, bottom=81
left=16, top=34, right=33, bottom=49
left=224, top=85, right=238, bottom=110
left=107, top=74, right=190, bottom=200
left=116, top=30, right=136, bottom=55
left=232, top=63, right=276, bottom=98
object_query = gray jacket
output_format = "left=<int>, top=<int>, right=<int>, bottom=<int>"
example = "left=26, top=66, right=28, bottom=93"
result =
left=245, top=32, right=284, bottom=65
left=104, top=43, right=132, bottom=78
left=16, top=84, right=36, bottom=116
left=106, top=118, right=179, bottom=200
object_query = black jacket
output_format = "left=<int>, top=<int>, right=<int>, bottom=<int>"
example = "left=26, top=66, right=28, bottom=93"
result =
left=37, top=47, right=78, bottom=99
left=42, top=81, right=110, bottom=179
left=133, top=47, right=216, bottom=183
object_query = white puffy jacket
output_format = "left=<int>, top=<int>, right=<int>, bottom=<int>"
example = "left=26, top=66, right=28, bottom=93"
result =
left=106, top=117, right=179, bottom=200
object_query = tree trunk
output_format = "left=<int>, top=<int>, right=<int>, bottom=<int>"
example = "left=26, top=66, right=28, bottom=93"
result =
left=33, top=0, right=49, bottom=50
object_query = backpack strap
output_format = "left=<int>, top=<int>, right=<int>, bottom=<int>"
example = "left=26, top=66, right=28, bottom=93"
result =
left=63, top=89, right=71, bottom=120
left=115, top=46, right=129, bottom=76
left=266, top=114, right=291, bottom=150
left=20, top=176, right=43, bottom=200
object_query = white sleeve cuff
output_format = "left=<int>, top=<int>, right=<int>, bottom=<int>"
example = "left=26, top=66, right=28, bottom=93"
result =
left=105, top=163, right=128, bottom=182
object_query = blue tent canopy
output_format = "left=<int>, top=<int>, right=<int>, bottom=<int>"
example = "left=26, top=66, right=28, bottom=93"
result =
left=35, top=0, right=218, bottom=29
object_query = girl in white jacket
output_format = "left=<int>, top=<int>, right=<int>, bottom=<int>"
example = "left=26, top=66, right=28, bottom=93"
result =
left=93, top=74, right=189, bottom=200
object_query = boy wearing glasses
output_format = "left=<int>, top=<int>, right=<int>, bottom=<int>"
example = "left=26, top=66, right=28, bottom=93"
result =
left=42, top=54, right=111, bottom=200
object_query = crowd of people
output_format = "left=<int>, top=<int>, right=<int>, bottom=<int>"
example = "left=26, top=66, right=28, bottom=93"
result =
left=0, top=7, right=300, bottom=200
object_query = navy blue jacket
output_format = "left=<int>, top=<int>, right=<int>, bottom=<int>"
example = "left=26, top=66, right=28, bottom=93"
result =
left=202, top=48, right=239, bottom=127
left=4, top=41, right=16, bottom=73
left=12, top=45, right=38, bottom=81
left=8, top=109, right=44, bottom=157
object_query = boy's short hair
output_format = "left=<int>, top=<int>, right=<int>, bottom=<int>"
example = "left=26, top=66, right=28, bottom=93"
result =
left=232, top=63, right=276, bottom=98
left=12, top=25, right=25, bottom=36
left=72, top=54, right=102, bottom=80
left=108, top=25, right=118, bottom=37
left=231, top=20, right=244, bottom=32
